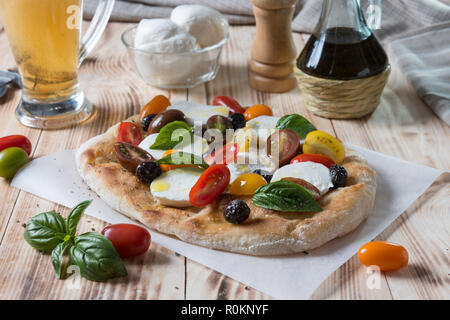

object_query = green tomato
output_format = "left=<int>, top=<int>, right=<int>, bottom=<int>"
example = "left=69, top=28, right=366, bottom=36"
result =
left=0, top=147, right=29, bottom=179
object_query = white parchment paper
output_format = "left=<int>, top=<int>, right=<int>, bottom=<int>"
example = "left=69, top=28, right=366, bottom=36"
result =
left=11, top=144, right=443, bottom=299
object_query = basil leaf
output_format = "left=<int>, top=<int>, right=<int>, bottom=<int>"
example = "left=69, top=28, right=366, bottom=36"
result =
left=24, top=211, right=67, bottom=252
left=252, top=180, right=322, bottom=212
left=51, top=240, right=71, bottom=279
left=276, top=114, right=316, bottom=139
left=66, top=200, right=93, bottom=236
left=69, top=232, right=127, bottom=282
left=157, top=152, right=209, bottom=169
left=150, top=121, right=192, bottom=150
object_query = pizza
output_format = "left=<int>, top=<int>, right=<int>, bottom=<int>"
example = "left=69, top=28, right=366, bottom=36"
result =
left=76, top=95, right=376, bottom=256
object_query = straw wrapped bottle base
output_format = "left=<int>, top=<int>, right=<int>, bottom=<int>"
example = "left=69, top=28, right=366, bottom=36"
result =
left=295, top=65, right=390, bottom=119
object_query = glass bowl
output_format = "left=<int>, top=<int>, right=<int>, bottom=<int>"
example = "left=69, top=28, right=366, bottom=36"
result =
left=121, top=25, right=229, bottom=89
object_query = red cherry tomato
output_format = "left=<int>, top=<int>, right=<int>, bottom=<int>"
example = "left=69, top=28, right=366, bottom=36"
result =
left=0, top=135, right=32, bottom=155
left=118, top=122, right=142, bottom=146
left=101, top=224, right=151, bottom=258
left=358, top=241, right=409, bottom=271
left=189, top=164, right=230, bottom=208
left=212, top=95, right=246, bottom=115
left=204, top=143, right=238, bottom=165
left=290, top=153, right=335, bottom=168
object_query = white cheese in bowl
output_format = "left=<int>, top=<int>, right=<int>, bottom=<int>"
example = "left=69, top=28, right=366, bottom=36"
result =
left=170, top=5, right=229, bottom=48
left=135, top=19, right=200, bottom=53
left=128, top=5, right=229, bottom=88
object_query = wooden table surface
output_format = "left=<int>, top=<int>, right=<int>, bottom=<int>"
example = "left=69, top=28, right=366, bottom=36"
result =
left=0, top=23, right=448, bottom=300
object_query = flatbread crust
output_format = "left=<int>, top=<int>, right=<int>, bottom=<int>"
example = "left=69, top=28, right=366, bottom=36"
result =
left=76, top=116, right=376, bottom=256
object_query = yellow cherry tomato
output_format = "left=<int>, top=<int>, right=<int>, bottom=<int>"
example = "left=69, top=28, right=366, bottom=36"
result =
left=139, top=95, right=171, bottom=121
left=358, top=241, right=409, bottom=271
left=303, top=130, right=345, bottom=164
left=229, top=173, right=267, bottom=196
left=243, top=104, right=273, bottom=121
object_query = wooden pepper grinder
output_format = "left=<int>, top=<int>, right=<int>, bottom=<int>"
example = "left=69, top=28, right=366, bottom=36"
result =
left=249, top=0, right=298, bottom=93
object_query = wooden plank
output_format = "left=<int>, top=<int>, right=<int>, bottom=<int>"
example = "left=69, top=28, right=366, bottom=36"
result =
left=304, top=29, right=450, bottom=300
left=381, top=174, right=449, bottom=300
left=329, top=65, right=450, bottom=300
left=185, top=260, right=273, bottom=300
left=185, top=27, right=390, bottom=300
left=0, top=30, right=44, bottom=245
left=185, top=53, right=274, bottom=300
left=0, top=194, right=185, bottom=299
left=186, top=26, right=391, bottom=300
left=0, top=22, right=185, bottom=300
left=0, top=22, right=447, bottom=300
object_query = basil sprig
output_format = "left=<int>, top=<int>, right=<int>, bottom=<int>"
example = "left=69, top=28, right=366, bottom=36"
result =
left=275, top=114, right=316, bottom=139
left=252, top=180, right=322, bottom=212
left=150, top=121, right=192, bottom=150
left=24, top=200, right=127, bottom=282
left=157, top=151, right=209, bottom=169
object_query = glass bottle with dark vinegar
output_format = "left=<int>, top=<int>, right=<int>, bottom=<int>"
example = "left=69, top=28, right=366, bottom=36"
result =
left=297, top=0, right=388, bottom=81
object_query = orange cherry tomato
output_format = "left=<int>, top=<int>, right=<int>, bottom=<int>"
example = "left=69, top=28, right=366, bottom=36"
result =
left=243, top=104, right=273, bottom=121
left=118, top=122, right=142, bottom=146
left=159, top=149, right=197, bottom=172
left=229, top=173, right=267, bottom=196
left=189, top=164, right=230, bottom=208
left=139, top=95, right=171, bottom=121
left=162, top=150, right=177, bottom=158
left=358, top=241, right=409, bottom=271
left=159, top=150, right=177, bottom=172
left=290, top=154, right=335, bottom=168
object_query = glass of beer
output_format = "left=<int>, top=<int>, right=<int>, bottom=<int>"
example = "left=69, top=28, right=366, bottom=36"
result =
left=0, top=0, right=115, bottom=129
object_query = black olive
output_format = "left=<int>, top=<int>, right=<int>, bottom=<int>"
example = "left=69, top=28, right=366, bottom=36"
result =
left=141, top=114, right=156, bottom=132
left=136, top=161, right=162, bottom=184
left=252, top=169, right=272, bottom=183
left=224, top=200, right=250, bottom=224
left=329, top=164, right=347, bottom=189
left=229, top=113, right=246, bottom=130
